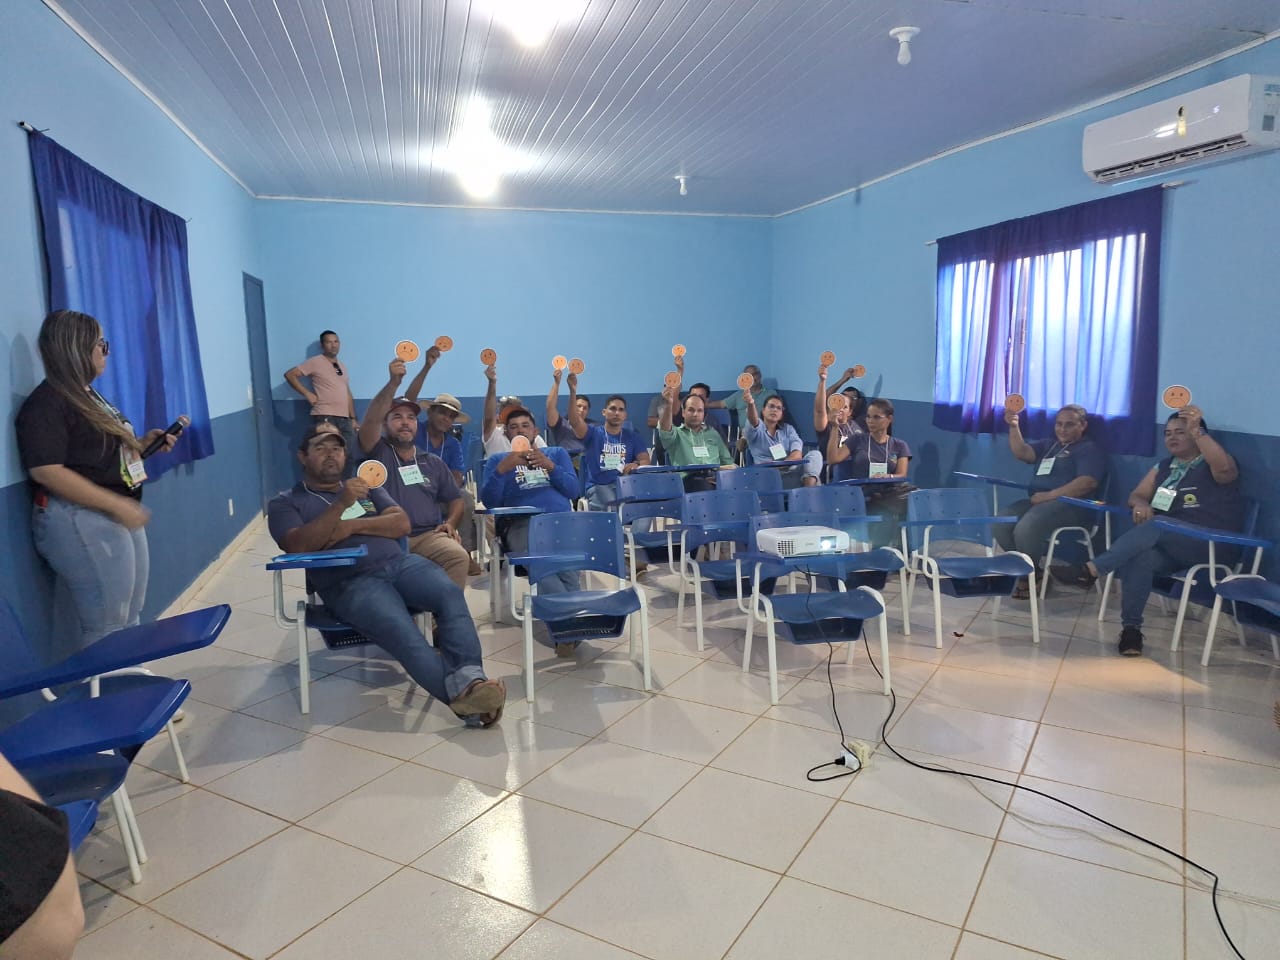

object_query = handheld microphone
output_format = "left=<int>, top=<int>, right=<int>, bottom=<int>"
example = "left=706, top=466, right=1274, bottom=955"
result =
left=141, top=415, right=190, bottom=459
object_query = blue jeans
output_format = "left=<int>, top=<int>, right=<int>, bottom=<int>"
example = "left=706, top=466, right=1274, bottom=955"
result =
left=503, top=519, right=581, bottom=595
left=33, top=496, right=149, bottom=651
left=1091, top=521, right=1238, bottom=628
left=993, top=499, right=1094, bottom=564
left=319, top=554, right=484, bottom=703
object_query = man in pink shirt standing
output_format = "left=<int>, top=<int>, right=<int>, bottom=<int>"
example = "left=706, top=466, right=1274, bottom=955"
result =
left=284, top=330, right=359, bottom=455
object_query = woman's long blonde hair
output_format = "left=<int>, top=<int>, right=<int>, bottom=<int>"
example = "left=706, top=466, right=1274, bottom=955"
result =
left=37, top=310, right=141, bottom=451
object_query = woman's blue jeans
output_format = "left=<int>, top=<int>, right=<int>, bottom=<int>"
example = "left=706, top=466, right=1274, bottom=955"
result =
left=32, top=496, right=149, bottom=651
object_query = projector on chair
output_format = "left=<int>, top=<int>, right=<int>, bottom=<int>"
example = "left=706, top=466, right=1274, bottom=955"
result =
left=756, top=526, right=849, bottom=558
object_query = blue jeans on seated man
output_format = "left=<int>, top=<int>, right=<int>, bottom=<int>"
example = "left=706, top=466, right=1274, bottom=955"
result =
left=993, top=498, right=1095, bottom=566
left=1090, top=521, right=1239, bottom=629
left=319, top=553, right=485, bottom=703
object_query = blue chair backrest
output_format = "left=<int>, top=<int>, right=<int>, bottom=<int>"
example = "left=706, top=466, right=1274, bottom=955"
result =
left=905, top=488, right=995, bottom=553
left=0, top=599, right=44, bottom=678
left=788, top=484, right=868, bottom=519
left=528, top=511, right=626, bottom=579
left=705, top=407, right=731, bottom=441
left=720, top=466, right=785, bottom=512
left=682, top=490, right=761, bottom=549
left=617, top=472, right=685, bottom=526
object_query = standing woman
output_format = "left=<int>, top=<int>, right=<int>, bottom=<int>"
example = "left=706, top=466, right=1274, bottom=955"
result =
left=15, top=311, right=176, bottom=649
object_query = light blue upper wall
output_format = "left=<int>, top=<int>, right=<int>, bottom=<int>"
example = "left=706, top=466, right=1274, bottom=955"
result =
left=0, top=1, right=260, bottom=487
left=772, top=38, right=1280, bottom=439
left=255, top=201, right=771, bottom=401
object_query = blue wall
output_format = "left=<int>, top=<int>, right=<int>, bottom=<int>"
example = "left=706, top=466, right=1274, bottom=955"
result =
left=770, top=38, right=1280, bottom=574
left=1, top=2, right=261, bottom=639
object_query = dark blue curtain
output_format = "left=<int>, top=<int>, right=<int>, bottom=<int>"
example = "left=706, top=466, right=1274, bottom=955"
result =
left=934, top=187, right=1163, bottom=455
left=27, top=132, right=213, bottom=476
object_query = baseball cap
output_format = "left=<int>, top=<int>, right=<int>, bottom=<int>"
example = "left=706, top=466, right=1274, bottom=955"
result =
left=299, top=422, right=347, bottom=451
left=388, top=396, right=421, bottom=416
left=498, top=406, right=534, bottom=425
left=427, top=393, right=471, bottom=423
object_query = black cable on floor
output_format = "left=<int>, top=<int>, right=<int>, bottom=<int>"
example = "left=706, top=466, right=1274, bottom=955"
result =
left=845, top=633, right=1247, bottom=960
left=806, top=642, right=857, bottom=782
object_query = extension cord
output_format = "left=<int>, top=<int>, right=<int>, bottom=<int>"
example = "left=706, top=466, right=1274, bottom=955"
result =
left=847, top=740, right=872, bottom=766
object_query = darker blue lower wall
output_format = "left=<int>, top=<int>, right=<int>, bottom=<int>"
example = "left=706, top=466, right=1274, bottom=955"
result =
left=779, top=391, right=1280, bottom=580
left=1, top=407, right=262, bottom=651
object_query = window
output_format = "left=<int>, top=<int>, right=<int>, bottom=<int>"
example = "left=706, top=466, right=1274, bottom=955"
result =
left=933, top=187, right=1163, bottom=455
left=27, top=132, right=213, bottom=477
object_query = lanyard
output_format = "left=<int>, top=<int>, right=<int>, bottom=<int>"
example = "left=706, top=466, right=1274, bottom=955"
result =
left=1164, top=455, right=1202, bottom=489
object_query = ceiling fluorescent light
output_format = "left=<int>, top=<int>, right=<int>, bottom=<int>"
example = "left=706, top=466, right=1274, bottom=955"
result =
left=490, top=0, right=586, bottom=48
left=436, top=97, right=532, bottom=200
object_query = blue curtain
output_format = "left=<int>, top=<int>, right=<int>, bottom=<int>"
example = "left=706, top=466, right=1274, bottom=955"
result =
left=933, top=187, right=1163, bottom=455
left=27, top=132, right=213, bottom=476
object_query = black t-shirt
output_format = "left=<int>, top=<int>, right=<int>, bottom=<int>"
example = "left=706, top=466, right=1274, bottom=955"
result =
left=16, top=381, right=141, bottom=499
left=0, top=788, right=70, bottom=942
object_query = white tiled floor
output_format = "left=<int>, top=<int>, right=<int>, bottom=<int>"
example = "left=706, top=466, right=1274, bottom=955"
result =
left=74, top=522, right=1280, bottom=959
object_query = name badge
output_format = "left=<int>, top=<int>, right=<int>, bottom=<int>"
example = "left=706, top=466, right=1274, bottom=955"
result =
left=1036, top=458, right=1055, bottom=477
left=519, top=467, right=549, bottom=489
left=125, top=456, right=147, bottom=485
left=769, top=443, right=786, bottom=460
left=869, top=462, right=888, bottom=477
left=398, top=463, right=425, bottom=485
left=340, top=500, right=373, bottom=521
left=691, top=444, right=710, bottom=460
left=1151, top=486, right=1177, bottom=512
left=602, top=452, right=624, bottom=471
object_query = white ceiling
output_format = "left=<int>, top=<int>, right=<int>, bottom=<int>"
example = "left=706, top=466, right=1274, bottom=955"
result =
left=43, top=0, right=1280, bottom=216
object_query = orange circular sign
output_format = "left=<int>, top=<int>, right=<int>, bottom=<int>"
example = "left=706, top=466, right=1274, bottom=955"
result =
left=551, top=355, right=568, bottom=370
left=510, top=435, right=531, bottom=452
left=434, top=335, right=453, bottom=352
left=480, top=348, right=497, bottom=365
left=1162, top=384, right=1192, bottom=410
left=827, top=395, right=846, bottom=413
left=356, top=460, right=388, bottom=488
left=1005, top=393, right=1026, bottom=414
left=736, top=372, right=754, bottom=390
left=664, top=371, right=681, bottom=389
left=851, top=364, right=866, bottom=378
left=568, top=358, right=585, bottom=375
left=819, top=350, right=836, bottom=367
left=395, top=340, right=420, bottom=362
left=671, top=344, right=686, bottom=358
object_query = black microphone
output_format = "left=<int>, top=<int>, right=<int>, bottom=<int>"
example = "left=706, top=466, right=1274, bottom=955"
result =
left=141, top=415, right=190, bottom=459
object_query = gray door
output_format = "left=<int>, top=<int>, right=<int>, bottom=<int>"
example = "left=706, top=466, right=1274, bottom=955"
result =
left=242, top=273, right=275, bottom=511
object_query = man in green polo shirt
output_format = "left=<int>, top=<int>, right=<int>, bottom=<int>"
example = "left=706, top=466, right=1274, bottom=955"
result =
left=657, top=380, right=735, bottom=493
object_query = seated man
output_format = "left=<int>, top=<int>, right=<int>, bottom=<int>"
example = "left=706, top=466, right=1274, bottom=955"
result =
left=565, top=372, right=649, bottom=510
left=994, top=403, right=1107, bottom=598
left=480, top=361, right=547, bottom=457
left=401, top=343, right=481, bottom=572
left=1, top=752, right=84, bottom=960
left=707, top=363, right=777, bottom=427
left=268, top=423, right=505, bottom=726
left=545, top=366, right=591, bottom=462
left=357, top=359, right=471, bottom=589
left=1073, top=407, right=1243, bottom=658
left=657, top=378, right=735, bottom=493
left=481, top=408, right=583, bottom=655
left=743, top=390, right=820, bottom=487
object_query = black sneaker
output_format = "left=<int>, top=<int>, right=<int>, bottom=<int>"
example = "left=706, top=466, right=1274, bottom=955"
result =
left=1118, top=627, right=1144, bottom=657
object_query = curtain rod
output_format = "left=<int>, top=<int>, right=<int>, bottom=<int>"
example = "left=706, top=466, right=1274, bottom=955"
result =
left=924, top=180, right=1187, bottom=246
left=18, top=120, right=47, bottom=133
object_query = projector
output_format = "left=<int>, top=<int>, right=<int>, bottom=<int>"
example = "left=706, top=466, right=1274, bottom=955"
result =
left=756, top=525, right=849, bottom=558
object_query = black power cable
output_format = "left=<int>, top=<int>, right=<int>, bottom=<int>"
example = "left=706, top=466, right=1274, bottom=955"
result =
left=839, top=632, right=1249, bottom=960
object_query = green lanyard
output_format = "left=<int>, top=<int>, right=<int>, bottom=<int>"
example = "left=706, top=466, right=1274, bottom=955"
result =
left=1163, top=455, right=1202, bottom=489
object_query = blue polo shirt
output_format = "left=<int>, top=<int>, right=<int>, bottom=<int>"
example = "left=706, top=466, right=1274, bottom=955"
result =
left=580, top=424, right=647, bottom=491
left=415, top=426, right=464, bottom=475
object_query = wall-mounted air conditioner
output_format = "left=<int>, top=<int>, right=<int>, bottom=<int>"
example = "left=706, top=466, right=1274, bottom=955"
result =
left=1082, top=74, right=1280, bottom=183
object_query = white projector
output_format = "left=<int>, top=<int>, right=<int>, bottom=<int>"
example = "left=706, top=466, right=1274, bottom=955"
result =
left=756, top=525, right=849, bottom=558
